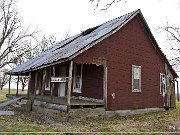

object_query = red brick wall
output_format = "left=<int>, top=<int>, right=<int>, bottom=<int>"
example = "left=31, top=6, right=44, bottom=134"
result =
left=74, top=15, right=165, bottom=111
left=105, top=16, right=165, bottom=111
left=71, top=64, right=104, bottom=100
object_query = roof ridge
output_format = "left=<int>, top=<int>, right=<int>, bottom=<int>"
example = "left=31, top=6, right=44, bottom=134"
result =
left=101, top=9, right=139, bottom=26
left=79, top=9, right=140, bottom=37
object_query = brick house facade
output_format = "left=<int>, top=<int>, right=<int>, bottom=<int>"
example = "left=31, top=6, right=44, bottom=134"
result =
left=9, top=10, right=178, bottom=114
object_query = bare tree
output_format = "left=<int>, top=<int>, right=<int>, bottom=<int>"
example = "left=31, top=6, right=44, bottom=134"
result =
left=158, top=24, right=180, bottom=72
left=19, top=76, right=28, bottom=91
left=10, top=35, right=56, bottom=91
left=90, top=0, right=126, bottom=10
left=0, top=69, right=9, bottom=90
left=32, top=35, right=56, bottom=56
left=0, top=0, right=38, bottom=69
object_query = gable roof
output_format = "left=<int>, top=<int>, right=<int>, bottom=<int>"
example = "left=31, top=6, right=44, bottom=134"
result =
left=9, top=9, right=178, bottom=78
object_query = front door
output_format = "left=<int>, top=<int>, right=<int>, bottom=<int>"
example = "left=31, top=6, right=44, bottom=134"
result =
left=58, top=66, right=67, bottom=97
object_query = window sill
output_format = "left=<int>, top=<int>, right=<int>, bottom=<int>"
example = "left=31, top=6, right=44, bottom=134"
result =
left=73, top=89, right=82, bottom=93
left=132, top=90, right=141, bottom=93
left=45, top=88, right=50, bottom=91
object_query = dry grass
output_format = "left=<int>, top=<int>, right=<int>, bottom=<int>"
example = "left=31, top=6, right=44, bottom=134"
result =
left=0, top=102, right=180, bottom=133
left=0, top=88, right=27, bottom=101
left=0, top=89, right=180, bottom=133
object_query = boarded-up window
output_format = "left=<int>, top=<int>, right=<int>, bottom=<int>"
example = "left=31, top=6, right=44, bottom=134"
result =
left=73, top=64, right=83, bottom=93
left=160, top=73, right=166, bottom=95
left=132, top=65, right=141, bottom=92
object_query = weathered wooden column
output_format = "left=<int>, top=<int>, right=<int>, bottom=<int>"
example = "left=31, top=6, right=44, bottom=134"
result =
left=16, top=75, right=19, bottom=96
left=41, top=70, right=46, bottom=98
left=27, top=72, right=31, bottom=97
left=67, top=61, right=73, bottom=109
left=8, top=75, right=11, bottom=94
left=51, top=66, right=56, bottom=99
left=103, top=66, right=107, bottom=109
left=34, top=72, right=38, bottom=99
left=177, top=80, right=179, bottom=101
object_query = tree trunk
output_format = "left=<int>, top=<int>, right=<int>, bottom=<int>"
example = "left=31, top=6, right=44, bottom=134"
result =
left=22, top=84, right=25, bottom=92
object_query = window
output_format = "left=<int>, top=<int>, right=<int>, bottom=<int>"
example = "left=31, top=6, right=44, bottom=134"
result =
left=45, top=68, right=51, bottom=91
left=132, top=65, right=141, bottom=92
left=73, top=64, right=83, bottom=93
left=160, top=73, right=166, bottom=95
left=35, top=71, right=40, bottom=95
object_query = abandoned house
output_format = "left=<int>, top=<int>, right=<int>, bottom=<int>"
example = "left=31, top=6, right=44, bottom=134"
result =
left=8, top=9, right=179, bottom=116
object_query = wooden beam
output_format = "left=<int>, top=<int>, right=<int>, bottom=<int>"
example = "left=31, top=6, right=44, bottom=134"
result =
left=8, top=75, right=11, bottom=94
left=16, top=75, right=19, bottom=96
left=67, top=61, right=73, bottom=108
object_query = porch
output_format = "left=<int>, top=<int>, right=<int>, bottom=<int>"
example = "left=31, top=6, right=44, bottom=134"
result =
left=30, top=94, right=104, bottom=110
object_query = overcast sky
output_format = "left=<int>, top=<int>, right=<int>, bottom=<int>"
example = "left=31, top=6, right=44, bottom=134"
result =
left=17, top=0, right=180, bottom=41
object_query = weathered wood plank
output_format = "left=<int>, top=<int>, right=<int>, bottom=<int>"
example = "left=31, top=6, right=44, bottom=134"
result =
left=33, top=99, right=67, bottom=112
left=0, top=111, right=14, bottom=116
left=0, top=96, right=24, bottom=107
left=67, top=61, right=73, bottom=106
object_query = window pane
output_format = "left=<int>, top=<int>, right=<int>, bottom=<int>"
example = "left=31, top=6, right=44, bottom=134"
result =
left=74, top=64, right=82, bottom=90
left=133, top=67, right=140, bottom=79
left=133, top=79, right=139, bottom=90
left=75, top=65, right=81, bottom=77
left=75, top=76, right=81, bottom=88
left=45, top=68, right=50, bottom=90
left=160, top=74, right=166, bottom=94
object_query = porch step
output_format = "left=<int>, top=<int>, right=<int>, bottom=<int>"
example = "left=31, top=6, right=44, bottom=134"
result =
left=10, top=99, right=32, bottom=112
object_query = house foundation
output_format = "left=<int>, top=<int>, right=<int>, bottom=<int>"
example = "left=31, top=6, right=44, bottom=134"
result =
left=105, top=108, right=165, bottom=117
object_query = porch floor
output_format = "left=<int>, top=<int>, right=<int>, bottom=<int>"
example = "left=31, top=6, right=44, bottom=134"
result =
left=30, top=95, right=104, bottom=107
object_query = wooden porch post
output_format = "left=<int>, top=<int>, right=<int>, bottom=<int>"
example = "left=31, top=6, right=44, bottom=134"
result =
left=16, top=75, right=19, bottom=96
left=27, top=72, right=31, bottom=97
left=34, top=72, right=38, bottom=99
left=177, top=80, right=179, bottom=101
left=8, top=75, right=11, bottom=94
left=41, top=69, right=45, bottom=97
left=103, top=66, right=107, bottom=109
left=67, top=61, right=73, bottom=108
left=51, top=66, right=55, bottom=98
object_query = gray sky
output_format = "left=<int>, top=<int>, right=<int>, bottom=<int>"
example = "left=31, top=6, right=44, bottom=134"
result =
left=17, top=0, right=180, bottom=41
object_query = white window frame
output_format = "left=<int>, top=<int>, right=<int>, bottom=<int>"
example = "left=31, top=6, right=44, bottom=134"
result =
left=73, top=64, right=83, bottom=93
left=45, top=67, right=51, bottom=91
left=132, top=65, right=141, bottom=92
left=160, top=73, right=166, bottom=95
